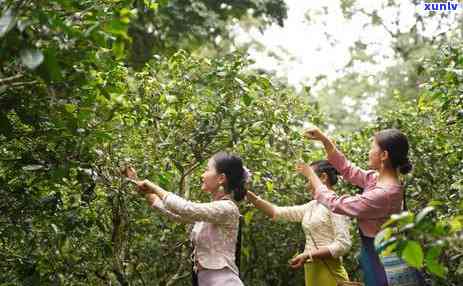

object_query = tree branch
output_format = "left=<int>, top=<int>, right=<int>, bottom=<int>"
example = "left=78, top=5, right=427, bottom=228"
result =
left=9, top=80, right=39, bottom=88
left=0, top=74, right=24, bottom=85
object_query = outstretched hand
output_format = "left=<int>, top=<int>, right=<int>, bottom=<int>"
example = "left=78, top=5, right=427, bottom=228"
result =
left=133, top=179, right=157, bottom=194
left=123, top=166, right=138, bottom=180
left=303, top=126, right=337, bottom=155
left=246, top=191, right=260, bottom=204
left=246, top=190, right=257, bottom=199
left=121, top=166, right=153, bottom=194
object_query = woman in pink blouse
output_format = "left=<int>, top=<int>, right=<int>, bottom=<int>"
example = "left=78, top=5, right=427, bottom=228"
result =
left=300, top=127, right=412, bottom=286
left=124, top=152, right=248, bottom=286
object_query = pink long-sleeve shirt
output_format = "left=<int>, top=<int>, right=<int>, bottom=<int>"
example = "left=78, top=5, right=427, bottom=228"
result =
left=313, top=148, right=403, bottom=237
left=151, top=193, right=240, bottom=275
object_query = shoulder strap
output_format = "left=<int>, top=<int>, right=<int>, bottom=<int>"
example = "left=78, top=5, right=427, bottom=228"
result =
left=306, top=206, right=340, bottom=283
left=403, top=183, right=407, bottom=211
left=235, top=215, right=243, bottom=272
left=306, top=228, right=340, bottom=282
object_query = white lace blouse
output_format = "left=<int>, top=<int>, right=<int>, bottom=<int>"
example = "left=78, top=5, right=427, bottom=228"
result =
left=274, top=200, right=351, bottom=258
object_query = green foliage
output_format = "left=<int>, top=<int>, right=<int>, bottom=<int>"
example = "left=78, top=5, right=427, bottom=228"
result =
left=0, top=44, right=320, bottom=284
left=402, top=240, right=424, bottom=268
left=1, top=0, right=462, bottom=285
left=111, top=51, right=320, bottom=285
left=128, top=0, right=287, bottom=67
left=0, top=0, right=294, bottom=284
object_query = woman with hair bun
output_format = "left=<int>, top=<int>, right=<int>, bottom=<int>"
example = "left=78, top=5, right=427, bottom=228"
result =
left=247, top=160, right=352, bottom=286
left=301, top=127, right=416, bottom=286
left=124, top=151, right=248, bottom=286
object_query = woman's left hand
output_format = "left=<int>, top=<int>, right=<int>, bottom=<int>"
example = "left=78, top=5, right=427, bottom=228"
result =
left=289, top=253, right=309, bottom=269
left=295, top=163, right=313, bottom=178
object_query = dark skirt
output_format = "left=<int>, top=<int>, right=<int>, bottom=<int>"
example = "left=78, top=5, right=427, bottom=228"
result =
left=192, top=269, right=199, bottom=286
left=358, top=230, right=389, bottom=286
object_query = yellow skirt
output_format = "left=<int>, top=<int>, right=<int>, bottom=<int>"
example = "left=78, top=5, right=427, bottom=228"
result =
left=304, top=258, right=349, bottom=286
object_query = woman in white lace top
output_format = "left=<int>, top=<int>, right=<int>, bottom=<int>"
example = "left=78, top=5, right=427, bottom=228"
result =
left=246, top=160, right=352, bottom=286
left=124, top=152, right=250, bottom=286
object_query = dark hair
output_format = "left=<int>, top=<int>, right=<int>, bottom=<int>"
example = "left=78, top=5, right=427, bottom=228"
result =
left=374, top=129, right=412, bottom=174
left=310, top=160, right=340, bottom=186
left=212, top=152, right=247, bottom=201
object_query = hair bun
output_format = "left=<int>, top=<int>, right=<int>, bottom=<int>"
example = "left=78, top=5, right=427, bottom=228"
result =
left=310, top=160, right=339, bottom=186
left=399, top=158, right=413, bottom=174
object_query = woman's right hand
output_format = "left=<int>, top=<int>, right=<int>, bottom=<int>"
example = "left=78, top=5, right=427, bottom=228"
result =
left=121, top=167, right=153, bottom=194
left=135, top=179, right=163, bottom=195
left=304, top=127, right=337, bottom=155
left=295, top=163, right=313, bottom=178
left=289, top=253, right=309, bottom=269
left=246, top=191, right=259, bottom=204
left=303, top=127, right=326, bottom=142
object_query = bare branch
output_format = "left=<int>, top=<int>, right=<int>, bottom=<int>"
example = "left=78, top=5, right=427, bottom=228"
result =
left=9, top=80, right=39, bottom=88
left=165, top=244, right=190, bottom=286
left=0, top=74, right=24, bottom=85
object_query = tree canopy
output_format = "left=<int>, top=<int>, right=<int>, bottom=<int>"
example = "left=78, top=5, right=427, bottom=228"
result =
left=0, top=0, right=462, bottom=285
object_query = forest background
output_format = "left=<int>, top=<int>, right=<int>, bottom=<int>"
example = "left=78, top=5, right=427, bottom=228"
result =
left=0, top=0, right=462, bottom=285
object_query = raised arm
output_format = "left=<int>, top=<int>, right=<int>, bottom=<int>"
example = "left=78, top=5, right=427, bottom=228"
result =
left=304, top=127, right=336, bottom=157
left=304, top=127, right=375, bottom=188
left=124, top=172, right=238, bottom=224
left=296, top=163, right=325, bottom=196
left=296, top=162, right=389, bottom=218
left=246, top=191, right=277, bottom=219
left=162, top=192, right=239, bottom=224
left=121, top=167, right=192, bottom=223
left=313, top=184, right=391, bottom=219
left=247, top=191, right=309, bottom=222
left=146, top=194, right=195, bottom=224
